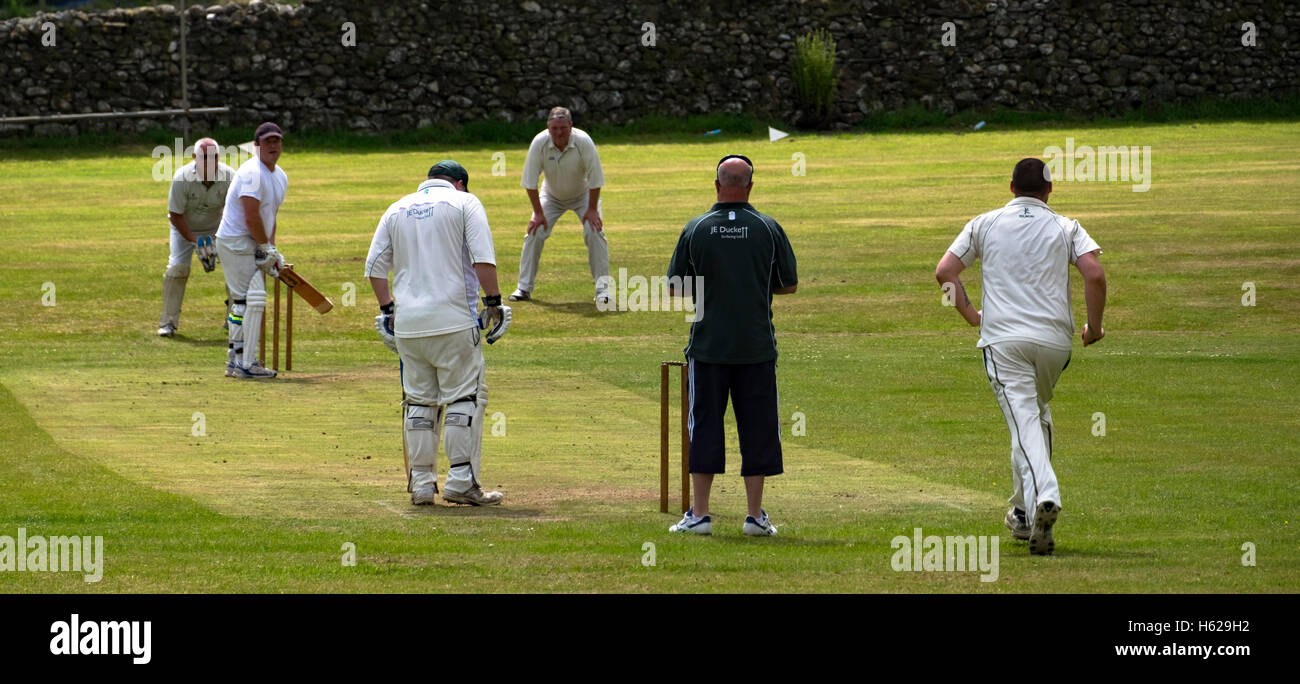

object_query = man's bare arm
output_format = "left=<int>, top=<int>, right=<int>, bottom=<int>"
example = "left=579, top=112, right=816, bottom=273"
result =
left=369, top=276, right=393, bottom=307
left=774, top=285, right=797, bottom=295
left=583, top=187, right=603, bottom=232
left=168, top=212, right=196, bottom=242
left=472, top=263, right=501, bottom=298
left=240, top=196, right=269, bottom=244
left=935, top=251, right=981, bottom=327
left=525, top=188, right=546, bottom=234
left=1075, top=250, right=1106, bottom=345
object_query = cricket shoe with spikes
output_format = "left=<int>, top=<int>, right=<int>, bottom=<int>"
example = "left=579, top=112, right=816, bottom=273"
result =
left=1029, top=501, right=1060, bottom=555
left=507, top=289, right=530, bottom=302
left=157, top=323, right=177, bottom=338
left=230, top=362, right=277, bottom=379
left=668, top=507, right=712, bottom=535
left=442, top=485, right=503, bottom=506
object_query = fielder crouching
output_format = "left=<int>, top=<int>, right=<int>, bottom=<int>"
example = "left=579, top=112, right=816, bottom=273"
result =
left=158, top=137, right=234, bottom=338
left=366, top=161, right=510, bottom=507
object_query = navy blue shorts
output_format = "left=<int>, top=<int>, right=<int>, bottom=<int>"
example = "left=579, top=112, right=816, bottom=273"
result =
left=687, top=358, right=783, bottom=477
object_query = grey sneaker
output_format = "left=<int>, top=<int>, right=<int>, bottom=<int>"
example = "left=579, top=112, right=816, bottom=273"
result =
left=224, top=362, right=240, bottom=378
left=157, top=324, right=176, bottom=338
left=231, top=362, right=277, bottom=379
left=1029, top=501, right=1060, bottom=555
left=507, top=289, right=530, bottom=302
left=742, top=509, right=778, bottom=536
left=668, top=507, right=712, bottom=535
left=411, top=484, right=437, bottom=506
left=442, top=485, right=503, bottom=506
left=1004, top=507, right=1030, bottom=540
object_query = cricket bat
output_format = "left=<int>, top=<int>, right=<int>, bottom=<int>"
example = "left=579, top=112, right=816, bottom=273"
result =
left=278, top=265, right=334, bottom=313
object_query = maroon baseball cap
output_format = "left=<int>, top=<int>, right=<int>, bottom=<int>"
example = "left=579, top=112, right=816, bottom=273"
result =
left=254, top=122, right=284, bottom=143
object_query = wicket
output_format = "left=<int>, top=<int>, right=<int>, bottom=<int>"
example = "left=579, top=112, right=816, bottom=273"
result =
left=660, top=361, right=690, bottom=513
left=258, top=275, right=294, bottom=371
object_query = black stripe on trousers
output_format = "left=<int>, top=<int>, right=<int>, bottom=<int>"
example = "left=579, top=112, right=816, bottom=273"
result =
left=983, top=347, right=1041, bottom=501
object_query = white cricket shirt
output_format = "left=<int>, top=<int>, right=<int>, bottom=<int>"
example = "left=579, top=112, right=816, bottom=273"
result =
left=947, top=196, right=1101, bottom=351
left=364, top=179, right=497, bottom=338
left=520, top=127, right=606, bottom=202
left=168, top=161, right=235, bottom=235
left=216, top=156, right=288, bottom=241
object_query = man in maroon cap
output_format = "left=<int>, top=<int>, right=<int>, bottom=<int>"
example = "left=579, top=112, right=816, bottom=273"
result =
left=215, top=122, right=290, bottom=378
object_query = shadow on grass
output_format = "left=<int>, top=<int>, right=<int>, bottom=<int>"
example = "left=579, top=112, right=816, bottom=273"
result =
left=530, top=298, right=624, bottom=318
left=171, top=334, right=227, bottom=348
left=409, top=504, right=547, bottom=519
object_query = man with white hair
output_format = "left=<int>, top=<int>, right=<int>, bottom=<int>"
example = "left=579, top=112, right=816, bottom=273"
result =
left=216, top=122, right=289, bottom=379
left=157, top=137, right=235, bottom=337
left=510, top=106, right=611, bottom=305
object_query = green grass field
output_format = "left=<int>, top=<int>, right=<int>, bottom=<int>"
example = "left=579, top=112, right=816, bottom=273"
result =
left=1, top=120, right=1297, bottom=592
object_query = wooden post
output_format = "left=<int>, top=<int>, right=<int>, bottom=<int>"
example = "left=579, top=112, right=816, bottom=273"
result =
left=286, top=283, right=293, bottom=371
left=272, top=277, right=280, bottom=370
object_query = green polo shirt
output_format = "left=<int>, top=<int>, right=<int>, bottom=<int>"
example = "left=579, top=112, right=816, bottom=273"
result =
left=667, top=201, right=798, bottom=364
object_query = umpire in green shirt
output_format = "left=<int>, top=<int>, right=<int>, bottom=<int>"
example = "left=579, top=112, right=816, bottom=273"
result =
left=666, top=154, right=798, bottom=536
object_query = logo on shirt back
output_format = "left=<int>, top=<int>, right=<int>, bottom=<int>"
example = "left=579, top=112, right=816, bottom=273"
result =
left=406, top=203, right=438, bottom=220
left=1018, top=207, right=1034, bottom=218
left=710, top=225, right=749, bottom=239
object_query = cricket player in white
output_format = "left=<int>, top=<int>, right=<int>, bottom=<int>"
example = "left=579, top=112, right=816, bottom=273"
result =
left=215, top=122, right=289, bottom=379
left=936, top=157, right=1107, bottom=555
left=158, top=138, right=235, bottom=337
left=366, top=161, right=511, bottom=506
left=511, top=106, right=611, bottom=304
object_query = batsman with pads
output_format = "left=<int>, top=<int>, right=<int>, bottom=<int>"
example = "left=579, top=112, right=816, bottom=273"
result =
left=215, top=122, right=289, bottom=379
left=366, top=161, right=510, bottom=507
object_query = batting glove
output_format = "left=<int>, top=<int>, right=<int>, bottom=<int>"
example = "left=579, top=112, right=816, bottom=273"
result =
left=375, top=302, right=397, bottom=353
left=478, top=295, right=511, bottom=344
left=254, top=244, right=285, bottom=276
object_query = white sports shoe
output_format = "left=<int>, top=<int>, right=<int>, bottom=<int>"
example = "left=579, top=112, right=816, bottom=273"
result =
left=742, top=510, right=778, bottom=536
left=231, top=362, right=277, bottom=379
left=157, top=324, right=176, bottom=338
left=668, top=507, right=712, bottom=535
left=442, top=485, right=503, bottom=506
left=1029, top=501, right=1060, bottom=555
left=1004, top=507, right=1030, bottom=540
left=594, top=292, right=611, bottom=306
left=507, top=289, right=530, bottom=302
left=411, top=485, right=437, bottom=506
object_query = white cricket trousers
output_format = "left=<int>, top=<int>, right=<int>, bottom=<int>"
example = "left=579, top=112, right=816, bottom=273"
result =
left=982, top=340, right=1071, bottom=527
left=215, top=235, right=266, bottom=368
left=398, top=328, right=489, bottom=496
left=515, top=188, right=609, bottom=295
